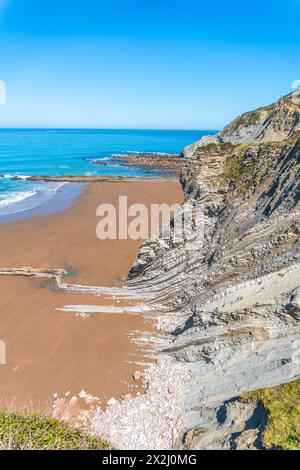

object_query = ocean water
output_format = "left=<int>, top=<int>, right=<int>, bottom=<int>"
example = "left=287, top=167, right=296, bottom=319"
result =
left=0, top=128, right=215, bottom=217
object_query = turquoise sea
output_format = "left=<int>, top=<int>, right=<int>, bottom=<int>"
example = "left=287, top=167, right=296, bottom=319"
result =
left=0, top=128, right=215, bottom=217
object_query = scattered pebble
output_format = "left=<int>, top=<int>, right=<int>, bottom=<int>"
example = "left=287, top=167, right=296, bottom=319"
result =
left=85, top=394, right=95, bottom=405
left=91, top=358, right=189, bottom=450
left=68, top=396, right=79, bottom=416
left=107, top=397, right=118, bottom=406
left=123, top=393, right=133, bottom=402
left=168, top=385, right=176, bottom=395
left=75, top=312, right=90, bottom=319
left=133, top=371, right=141, bottom=381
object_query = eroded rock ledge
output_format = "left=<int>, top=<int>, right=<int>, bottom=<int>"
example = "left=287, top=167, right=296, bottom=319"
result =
left=92, top=153, right=187, bottom=177
left=127, top=93, right=300, bottom=449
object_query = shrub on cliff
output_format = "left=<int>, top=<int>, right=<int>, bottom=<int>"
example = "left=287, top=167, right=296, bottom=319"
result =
left=0, top=411, right=111, bottom=450
left=243, top=380, right=300, bottom=450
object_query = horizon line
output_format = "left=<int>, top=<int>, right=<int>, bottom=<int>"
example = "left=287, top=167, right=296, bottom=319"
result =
left=0, top=126, right=219, bottom=132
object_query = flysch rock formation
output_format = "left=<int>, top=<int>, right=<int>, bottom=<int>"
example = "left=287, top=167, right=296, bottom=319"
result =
left=181, top=92, right=300, bottom=158
left=126, top=92, right=300, bottom=449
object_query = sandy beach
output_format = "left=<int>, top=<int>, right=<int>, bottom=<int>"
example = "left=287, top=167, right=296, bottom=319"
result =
left=0, top=179, right=183, bottom=412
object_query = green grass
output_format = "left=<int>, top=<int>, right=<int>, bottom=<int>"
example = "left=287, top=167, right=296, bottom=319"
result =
left=196, top=142, right=234, bottom=154
left=0, top=411, right=112, bottom=450
left=230, top=110, right=262, bottom=132
left=242, top=380, right=300, bottom=450
left=221, top=140, right=285, bottom=195
left=222, top=152, right=257, bottom=194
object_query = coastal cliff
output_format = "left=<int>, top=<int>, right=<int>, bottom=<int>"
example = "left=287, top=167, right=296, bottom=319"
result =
left=127, top=93, right=300, bottom=449
left=181, top=93, right=300, bottom=157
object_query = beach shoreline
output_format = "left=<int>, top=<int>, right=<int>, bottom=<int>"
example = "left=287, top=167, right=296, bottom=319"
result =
left=0, top=182, right=85, bottom=224
left=0, top=175, right=179, bottom=224
left=0, top=178, right=184, bottom=414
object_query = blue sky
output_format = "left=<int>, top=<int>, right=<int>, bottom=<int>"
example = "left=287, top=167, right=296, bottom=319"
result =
left=0, top=0, right=300, bottom=129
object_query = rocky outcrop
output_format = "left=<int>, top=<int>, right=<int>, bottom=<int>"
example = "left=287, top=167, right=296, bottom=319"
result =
left=15, top=175, right=173, bottom=183
left=93, top=153, right=187, bottom=176
left=127, top=94, right=300, bottom=449
left=181, top=93, right=300, bottom=158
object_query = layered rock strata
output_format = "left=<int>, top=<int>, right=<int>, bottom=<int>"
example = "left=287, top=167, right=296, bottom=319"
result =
left=127, top=93, right=300, bottom=448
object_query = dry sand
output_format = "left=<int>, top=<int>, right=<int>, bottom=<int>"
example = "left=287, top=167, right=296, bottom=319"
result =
left=0, top=180, right=183, bottom=412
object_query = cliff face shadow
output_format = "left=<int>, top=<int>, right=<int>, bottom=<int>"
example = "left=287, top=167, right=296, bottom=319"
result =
left=229, top=400, right=268, bottom=450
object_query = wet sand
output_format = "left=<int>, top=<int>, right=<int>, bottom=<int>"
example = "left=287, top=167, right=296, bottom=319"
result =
left=0, top=180, right=183, bottom=411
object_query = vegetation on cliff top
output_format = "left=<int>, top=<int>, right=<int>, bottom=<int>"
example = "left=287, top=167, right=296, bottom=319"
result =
left=221, top=139, right=290, bottom=195
left=0, top=411, right=111, bottom=450
left=242, top=380, right=300, bottom=450
left=229, top=110, right=262, bottom=133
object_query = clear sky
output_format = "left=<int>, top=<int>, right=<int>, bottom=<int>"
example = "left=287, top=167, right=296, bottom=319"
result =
left=0, top=0, right=300, bottom=129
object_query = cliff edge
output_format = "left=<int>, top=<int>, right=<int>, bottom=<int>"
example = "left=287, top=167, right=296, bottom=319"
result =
left=127, top=93, right=300, bottom=449
left=181, top=93, right=300, bottom=158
